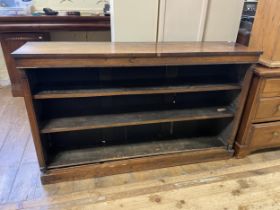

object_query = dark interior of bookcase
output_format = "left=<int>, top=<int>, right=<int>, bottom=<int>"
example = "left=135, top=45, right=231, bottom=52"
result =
left=25, top=64, right=249, bottom=169
left=45, top=119, right=231, bottom=169
left=28, top=64, right=247, bottom=96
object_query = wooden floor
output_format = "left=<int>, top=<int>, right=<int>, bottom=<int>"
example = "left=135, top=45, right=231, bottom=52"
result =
left=1, top=86, right=280, bottom=210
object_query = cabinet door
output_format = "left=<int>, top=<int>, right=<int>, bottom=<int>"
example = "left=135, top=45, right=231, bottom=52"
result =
left=203, top=0, right=244, bottom=42
left=158, top=0, right=209, bottom=42
left=111, top=0, right=159, bottom=42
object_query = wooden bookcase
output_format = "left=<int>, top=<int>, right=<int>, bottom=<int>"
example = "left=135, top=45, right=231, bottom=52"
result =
left=12, top=42, right=260, bottom=184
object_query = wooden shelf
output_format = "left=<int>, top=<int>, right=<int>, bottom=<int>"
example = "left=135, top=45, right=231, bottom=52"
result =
left=33, top=83, right=241, bottom=99
left=47, top=137, right=225, bottom=169
left=40, top=107, right=234, bottom=133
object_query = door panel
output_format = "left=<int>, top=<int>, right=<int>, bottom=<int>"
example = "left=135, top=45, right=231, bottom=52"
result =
left=159, top=0, right=208, bottom=42
left=111, top=0, right=159, bottom=42
left=203, top=0, right=244, bottom=42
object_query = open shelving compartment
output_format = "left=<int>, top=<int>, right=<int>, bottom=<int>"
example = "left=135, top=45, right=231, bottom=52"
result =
left=31, top=65, right=242, bottom=99
left=26, top=64, right=248, bottom=170
left=45, top=119, right=232, bottom=169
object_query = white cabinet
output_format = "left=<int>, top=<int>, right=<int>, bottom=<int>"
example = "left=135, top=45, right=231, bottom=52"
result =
left=111, top=0, right=159, bottom=42
left=203, top=0, right=244, bottom=41
left=111, top=0, right=244, bottom=42
left=158, top=0, right=208, bottom=42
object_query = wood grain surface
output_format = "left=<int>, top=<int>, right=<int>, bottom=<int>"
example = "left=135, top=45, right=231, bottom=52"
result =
left=249, top=0, right=280, bottom=67
left=33, top=84, right=241, bottom=100
left=12, top=42, right=261, bottom=58
left=40, top=107, right=234, bottom=134
left=249, top=121, right=280, bottom=148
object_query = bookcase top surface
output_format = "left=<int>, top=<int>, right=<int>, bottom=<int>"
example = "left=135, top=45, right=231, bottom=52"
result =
left=13, top=42, right=261, bottom=58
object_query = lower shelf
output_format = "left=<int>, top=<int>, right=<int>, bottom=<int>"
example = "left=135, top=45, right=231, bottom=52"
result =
left=33, top=83, right=241, bottom=99
left=47, top=137, right=225, bottom=169
left=42, top=147, right=231, bottom=184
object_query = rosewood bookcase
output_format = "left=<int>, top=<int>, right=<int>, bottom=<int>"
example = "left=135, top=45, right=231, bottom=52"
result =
left=12, top=42, right=260, bottom=184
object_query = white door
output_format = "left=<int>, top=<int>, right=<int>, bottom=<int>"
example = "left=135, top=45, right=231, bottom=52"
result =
left=203, top=0, right=244, bottom=42
left=111, top=0, right=244, bottom=42
left=111, top=0, right=159, bottom=42
left=158, top=0, right=209, bottom=42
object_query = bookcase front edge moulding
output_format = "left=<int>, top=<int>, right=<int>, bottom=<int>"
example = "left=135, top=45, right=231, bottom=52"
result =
left=12, top=42, right=261, bottom=184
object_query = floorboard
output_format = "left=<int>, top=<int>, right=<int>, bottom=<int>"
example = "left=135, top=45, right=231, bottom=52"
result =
left=7, top=163, right=39, bottom=203
left=0, top=166, right=18, bottom=204
left=1, top=86, right=280, bottom=209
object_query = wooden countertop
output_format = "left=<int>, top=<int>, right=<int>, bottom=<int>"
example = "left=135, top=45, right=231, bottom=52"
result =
left=13, top=42, right=262, bottom=58
left=0, top=16, right=111, bottom=32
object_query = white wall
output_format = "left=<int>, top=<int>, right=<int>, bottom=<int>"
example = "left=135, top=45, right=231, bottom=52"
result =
left=32, top=0, right=104, bottom=13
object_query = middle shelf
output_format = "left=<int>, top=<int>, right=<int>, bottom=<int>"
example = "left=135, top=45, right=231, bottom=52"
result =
left=37, top=90, right=239, bottom=133
left=33, top=83, right=241, bottom=99
left=40, top=106, right=234, bottom=133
